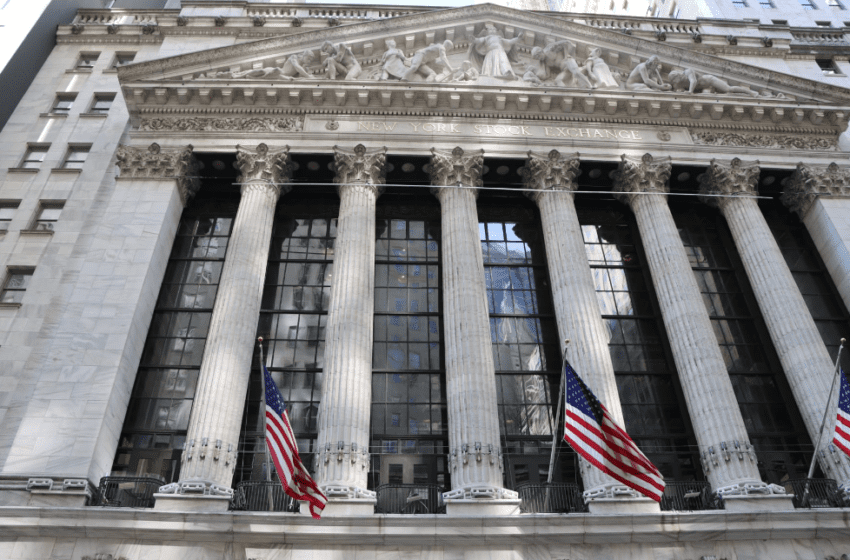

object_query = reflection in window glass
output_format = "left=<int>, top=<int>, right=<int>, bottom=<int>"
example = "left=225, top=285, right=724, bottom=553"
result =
left=112, top=204, right=236, bottom=482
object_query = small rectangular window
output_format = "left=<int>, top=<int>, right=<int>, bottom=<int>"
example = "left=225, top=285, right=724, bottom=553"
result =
left=0, top=203, right=19, bottom=232
left=732, top=0, right=748, bottom=7
left=816, top=20, right=833, bottom=25
left=51, top=93, right=76, bottom=114
left=772, top=19, right=788, bottom=23
left=799, top=0, right=818, bottom=9
left=760, top=0, right=775, bottom=7
left=817, top=58, right=841, bottom=74
left=827, top=0, right=845, bottom=8
left=20, top=145, right=49, bottom=169
left=1, top=269, right=34, bottom=304
left=75, top=52, right=99, bottom=70
left=62, top=145, right=90, bottom=169
left=111, top=52, right=136, bottom=70
left=33, top=202, right=64, bottom=232
left=89, top=93, right=115, bottom=115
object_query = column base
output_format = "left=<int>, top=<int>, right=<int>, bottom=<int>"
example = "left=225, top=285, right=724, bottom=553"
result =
left=587, top=497, right=660, bottom=514
left=722, top=494, right=794, bottom=512
left=301, top=497, right=376, bottom=516
left=444, top=498, right=522, bottom=516
left=153, top=493, right=231, bottom=512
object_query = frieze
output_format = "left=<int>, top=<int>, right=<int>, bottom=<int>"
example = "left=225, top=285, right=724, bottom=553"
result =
left=690, top=131, right=837, bottom=151
left=139, top=116, right=303, bottom=132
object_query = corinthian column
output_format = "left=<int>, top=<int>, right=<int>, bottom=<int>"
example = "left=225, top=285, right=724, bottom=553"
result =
left=701, top=158, right=850, bottom=495
left=783, top=162, right=850, bottom=313
left=523, top=150, right=656, bottom=512
left=614, top=154, right=783, bottom=511
left=430, top=147, right=519, bottom=515
left=313, top=144, right=385, bottom=514
left=157, top=144, right=289, bottom=511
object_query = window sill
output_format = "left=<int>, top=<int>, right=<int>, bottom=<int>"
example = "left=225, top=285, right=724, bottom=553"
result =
left=7, top=168, right=40, bottom=174
left=0, top=302, right=22, bottom=309
left=79, top=112, right=108, bottom=118
left=19, top=229, right=54, bottom=236
left=50, top=168, right=83, bottom=174
left=103, top=69, right=118, bottom=74
left=39, top=112, right=69, bottom=119
left=65, top=69, right=94, bottom=74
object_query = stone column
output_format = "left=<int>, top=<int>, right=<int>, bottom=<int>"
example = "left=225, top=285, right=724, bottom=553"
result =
left=430, top=147, right=519, bottom=515
left=157, top=144, right=290, bottom=511
left=614, top=154, right=786, bottom=512
left=523, top=150, right=656, bottom=513
left=783, top=162, right=850, bottom=313
left=313, top=144, right=386, bottom=514
left=701, top=158, right=850, bottom=495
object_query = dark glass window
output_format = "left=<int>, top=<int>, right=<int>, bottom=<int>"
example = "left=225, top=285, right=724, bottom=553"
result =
left=112, top=202, right=236, bottom=482
left=674, top=203, right=813, bottom=483
left=371, top=207, right=448, bottom=489
left=579, top=202, right=701, bottom=482
left=235, top=211, right=337, bottom=485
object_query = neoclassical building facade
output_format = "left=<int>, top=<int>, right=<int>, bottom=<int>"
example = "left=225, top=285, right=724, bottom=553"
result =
left=2, top=2, right=850, bottom=559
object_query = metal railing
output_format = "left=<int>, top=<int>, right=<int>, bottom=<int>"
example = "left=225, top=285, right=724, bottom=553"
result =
left=92, top=476, right=163, bottom=508
left=375, top=484, right=445, bottom=514
left=231, top=480, right=300, bottom=512
left=660, top=481, right=720, bottom=511
left=785, top=478, right=845, bottom=509
left=517, top=482, right=587, bottom=514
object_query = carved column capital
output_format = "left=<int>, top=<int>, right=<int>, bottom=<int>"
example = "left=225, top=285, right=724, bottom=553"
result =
left=522, top=150, right=580, bottom=203
left=698, top=158, right=761, bottom=209
left=782, top=162, right=850, bottom=217
left=613, top=153, right=671, bottom=207
left=115, top=143, right=200, bottom=206
left=332, top=144, right=387, bottom=196
left=429, top=147, right=484, bottom=199
left=234, top=144, right=293, bottom=197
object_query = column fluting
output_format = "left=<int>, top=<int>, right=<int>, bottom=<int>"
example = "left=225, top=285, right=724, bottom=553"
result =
left=175, top=144, right=289, bottom=493
left=313, top=144, right=386, bottom=499
left=701, top=158, right=850, bottom=491
left=430, top=147, right=514, bottom=499
left=614, top=154, right=769, bottom=495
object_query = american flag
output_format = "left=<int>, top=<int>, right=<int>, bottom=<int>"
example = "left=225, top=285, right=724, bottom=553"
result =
left=834, top=368, right=850, bottom=457
left=263, top=365, right=327, bottom=519
left=563, top=361, right=665, bottom=502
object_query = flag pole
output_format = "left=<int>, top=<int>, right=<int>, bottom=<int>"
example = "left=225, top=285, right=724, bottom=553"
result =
left=258, top=337, right=274, bottom=511
left=801, top=337, right=845, bottom=507
left=546, top=338, right=569, bottom=485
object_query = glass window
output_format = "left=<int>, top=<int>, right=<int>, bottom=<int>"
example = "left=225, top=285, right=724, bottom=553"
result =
left=0, top=204, right=17, bottom=232
left=63, top=146, right=90, bottom=169
left=760, top=0, right=775, bottom=7
left=32, top=202, right=64, bottom=231
left=828, top=0, right=846, bottom=8
left=20, top=145, right=48, bottom=169
left=799, top=0, right=818, bottom=9
left=817, top=58, right=841, bottom=75
left=51, top=94, right=76, bottom=114
left=75, top=52, right=99, bottom=70
left=90, top=94, right=115, bottom=114
left=732, top=0, right=748, bottom=7
left=0, top=269, right=33, bottom=304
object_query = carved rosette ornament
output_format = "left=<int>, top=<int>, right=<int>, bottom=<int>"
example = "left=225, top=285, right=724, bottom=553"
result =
left=333, top=144, right=387, bottom=191
left=522, top=150, right=580, bottom=201
left=234, top=143, right=293, bottom=197
left=115, top=143, right=200, bottom=205
left=698, top=158, right=761, bottom=209
left=429, top=147, right=484, bottom=191
left=613, top=153, right=672, bottom=205
left=783, top=162, right=850, bottom=217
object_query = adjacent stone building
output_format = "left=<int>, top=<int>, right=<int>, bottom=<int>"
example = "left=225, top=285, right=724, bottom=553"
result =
left=2, top=2, right=850, bottom=559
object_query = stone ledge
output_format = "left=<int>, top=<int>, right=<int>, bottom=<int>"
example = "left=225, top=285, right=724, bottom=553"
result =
left=18, top=229, right=54, bottom=236
left=6, top=168, right=40, bottom=174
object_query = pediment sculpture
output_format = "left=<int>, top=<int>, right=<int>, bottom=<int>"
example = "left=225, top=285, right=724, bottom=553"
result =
left=193, top=22, right=785, bottom=98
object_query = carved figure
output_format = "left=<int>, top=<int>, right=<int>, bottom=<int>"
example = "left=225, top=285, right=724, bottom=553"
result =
left=531, top=38, right=593, bottom=88
left=200, top=50, right=315, bottom=81
left=583, top=48, right=619, bottom=89
left=321, top=41, right=362, bottom=80
left=467, top=23, right=523, bottom=80
left=442, top=60, right=480, bottom=83
left=402, top=40, right=454, bottom=82
left=668, top=68, right=761, bottom=97
left=379, top=39, right=409, bottom=80
left=625, top=55, right=671, bottom=91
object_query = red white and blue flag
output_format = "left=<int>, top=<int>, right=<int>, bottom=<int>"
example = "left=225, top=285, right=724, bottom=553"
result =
left=263, top=365, right=327, bottom=519
left=833, top=368, right=850, bottom=457
left=562, top=361, right=666, bottom=502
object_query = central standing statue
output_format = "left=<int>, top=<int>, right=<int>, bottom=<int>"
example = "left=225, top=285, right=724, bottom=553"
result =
left=467, top=23, right=524, bottom=80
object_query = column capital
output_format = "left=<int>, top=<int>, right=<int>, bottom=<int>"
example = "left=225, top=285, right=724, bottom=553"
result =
left=235, top=144, right=293, bottom=196
left=698, top=158, right=761, bottom=210
left=429, top=147, right=484, bottom=198
left=522, top=150, right=580, bottom=203
left=115, top=143, right=200, bottom=205
left=613, top=153, right=671, bottom=207
left=782, top=162, right=850, bottom=217
left=333, top=144, right=387, bottom=196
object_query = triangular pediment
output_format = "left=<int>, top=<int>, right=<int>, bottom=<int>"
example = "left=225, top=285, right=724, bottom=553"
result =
left=117, top=3, right=850, bottom=133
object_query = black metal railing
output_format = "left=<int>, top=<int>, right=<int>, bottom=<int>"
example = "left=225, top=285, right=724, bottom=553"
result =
left=231, top=480, right=300, bottom=512
left=785, top=478, right=844, bottom=508
left=660, top=480, right=720, bottom=511
left=92, top=476, right=163, bottom=508
left=375, top=484, right=445, bottom=514
left=516, top=482, right=587, bottom=514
